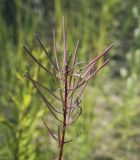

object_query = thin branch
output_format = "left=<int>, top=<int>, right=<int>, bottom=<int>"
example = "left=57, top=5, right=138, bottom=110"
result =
left=76, top=59, right=110, bottom=89
left=69, top=40, right=79, bottom=88
left=77, top=81, right=88, bottom=99
left=66, top=106, right=82, bottom=125
left=80, top=44, right=113, bottom=71
left=52, top=67, right=64, bottom=108
left=85, top=59, right=110, bottom=81
left=23, top=45, right=55, bottom=77
left=53, top=30, right=63, bottom=85
left=24, top=72, right=62, bottom=114
left=25, top=76, right=61, bottom=101
left=24, top=72, right=63, bottom=119
left=53, top=31, right=60, bottom=70
left=67, top=102, right=81, bottom=111
left=42, top=117, right=58, bottom=141
left=63, top=16, right=67, bottom=69
left=64, top=130, right=83, bottom=144
left=34, top=33, right=58, bottom=70
left=82, top=62, right=96, bottom=79
left=71, top=41, right=79, bottom=72
left=68, top=75, right=82, bottom=98
left=57, top=125, right=61, bottom=148
left=39, top=92, right=63, bottom=118
left=67, top=78, right=75, bottom=122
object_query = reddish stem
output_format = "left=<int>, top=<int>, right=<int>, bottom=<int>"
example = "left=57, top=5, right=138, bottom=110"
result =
left=58, top=65, right=68, bottom=160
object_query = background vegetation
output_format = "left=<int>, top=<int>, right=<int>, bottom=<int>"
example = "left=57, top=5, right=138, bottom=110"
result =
left=0, top=0, right=140, bottom=159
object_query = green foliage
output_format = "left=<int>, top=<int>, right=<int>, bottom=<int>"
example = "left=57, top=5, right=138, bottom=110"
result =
left=0, top=0, right=140, bottom=159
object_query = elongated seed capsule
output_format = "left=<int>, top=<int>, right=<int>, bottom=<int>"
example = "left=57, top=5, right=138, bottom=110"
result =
left=67, top=52, right=72, bottom=67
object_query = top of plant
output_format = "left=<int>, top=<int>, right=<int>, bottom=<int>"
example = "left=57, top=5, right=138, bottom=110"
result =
left=23, top=16, right=113, bottom=147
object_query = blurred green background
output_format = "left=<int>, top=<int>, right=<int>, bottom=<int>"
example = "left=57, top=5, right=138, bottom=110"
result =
left=0, top=0, right=140, bottom=160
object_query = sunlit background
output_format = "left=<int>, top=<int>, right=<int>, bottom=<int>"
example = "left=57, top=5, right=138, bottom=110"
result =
left=0, top=0, right=140, bottom=160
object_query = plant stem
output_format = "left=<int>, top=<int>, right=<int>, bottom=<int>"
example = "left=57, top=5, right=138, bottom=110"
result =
left=58, top=65, right=68, bottom=160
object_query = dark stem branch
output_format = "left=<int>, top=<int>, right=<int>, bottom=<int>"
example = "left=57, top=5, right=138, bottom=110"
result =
left=58, top=63, right=68, bottom=159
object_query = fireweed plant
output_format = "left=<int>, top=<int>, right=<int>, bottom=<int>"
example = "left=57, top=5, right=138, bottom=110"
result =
left=23, top=17, right=113, bottom=160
